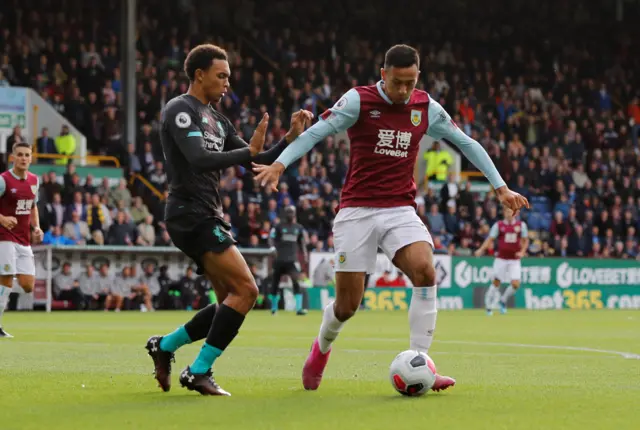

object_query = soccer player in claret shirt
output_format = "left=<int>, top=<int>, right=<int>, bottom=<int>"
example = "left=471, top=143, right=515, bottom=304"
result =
left=254, top=44, right=530, bottom=392
left=144, top=44, right=312, bottom=396
left=0, top=143, right=44, bottom=338
left=475, top=207, right=529, bottom=315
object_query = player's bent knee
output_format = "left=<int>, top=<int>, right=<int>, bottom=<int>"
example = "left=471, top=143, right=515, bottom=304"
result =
left=408, top=262, right=436, bottom=287
left=237, top=280, right=259, bottom=304
left=333, top=304, right=357, bottom=322
left=18, top=278, right=34, bottom=293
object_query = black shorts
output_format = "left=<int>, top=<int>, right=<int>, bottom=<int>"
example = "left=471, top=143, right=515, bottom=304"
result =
left=273, top=261, right=300, bottom=276
left=166, top=210, right=236, bottom=275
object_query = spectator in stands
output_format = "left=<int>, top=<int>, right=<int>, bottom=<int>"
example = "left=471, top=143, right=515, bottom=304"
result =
left=424, top=142, right=453, bottom=182
left=86, top=193, right=110, bottom=233
left=139, top=263, right=161, bottom=310
left=65, top=191, right=87, bottom=222
left=87, top=263, right=109, bottom=309
left=125, top=143, right=142, bottom=176
left=149, top=161, right=167, bottom=191
left=53, top=262, right=84, bottom=309
left=137, top=215, right=155, bottom=246
left=107, top=211, right=136, bottom=246
left=109, top=178, right=132, bottom=209
left=130, top=196, right=150, bottom=225
left=43, top=225, right=75, bottom=245
left=54, top=125, right=76, bottom=166
left=36, top=127, right=56, bottom=163
left=77, top=264, right=98, bottom=310
left=88, top=229, right=105, bottom=246
left=63, top=211, right=90, bottom=244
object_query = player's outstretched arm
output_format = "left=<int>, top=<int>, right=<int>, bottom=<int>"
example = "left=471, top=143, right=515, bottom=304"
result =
left=225, top=110, right=314, bottom=165
left=166, top=103, right=255, bottom=171
left=426, top=99, right=529, bottom=213
left=253, top=89, right=361, bottom=190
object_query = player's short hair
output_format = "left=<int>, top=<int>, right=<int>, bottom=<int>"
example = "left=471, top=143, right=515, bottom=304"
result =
left=12, top=142, right=32, bottom=152
left=184, top=44, right=228, bottom=81
left=384, top=44, right=420, bottom=69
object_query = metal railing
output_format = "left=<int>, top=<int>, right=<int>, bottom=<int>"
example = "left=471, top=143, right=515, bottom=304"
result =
left=128, top=172, right=165, bottom=200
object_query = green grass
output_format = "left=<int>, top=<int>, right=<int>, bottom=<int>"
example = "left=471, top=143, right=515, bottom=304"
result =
left=1, top=310, right=639, bottom=430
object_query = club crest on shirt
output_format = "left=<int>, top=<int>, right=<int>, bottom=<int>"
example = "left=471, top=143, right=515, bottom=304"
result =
left=410, top=109, right=422, bottom=126
left=31, top=185, right=37, bottom=195
left=514, top=226, right=521, bottom=233
left=175, top=112, right=191, bottom=128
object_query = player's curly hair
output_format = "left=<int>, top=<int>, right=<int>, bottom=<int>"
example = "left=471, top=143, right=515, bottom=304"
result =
left=384, top=44, right=420, bottom=69
left=184, top=44, right=228, bottom=81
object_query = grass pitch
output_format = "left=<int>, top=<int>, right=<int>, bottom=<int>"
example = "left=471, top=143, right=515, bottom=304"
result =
left=1, top=309, right=639, bottom=430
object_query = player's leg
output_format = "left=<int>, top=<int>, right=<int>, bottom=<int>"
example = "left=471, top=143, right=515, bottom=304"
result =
left=149, top=268, right=225, bottom=392
left=0, top=242, right=14, bottom=337
left=486, top=259, right=506, bottom=315
left=381, top=207, right=455, bottom=392
left=303, top=208, right=376, bottom=390
left=15, top=244, right=36, bottom=293
left=269, top=262, right=285, bottom=315
left=114, top=294, right=124, bottom=311
left=180, top=246, right=257, bottom=395
left=499, top=260, right=521, bottom=314
left=0, top=274, right=14, bottom=338
left=288, top=263, right=306, bottom=315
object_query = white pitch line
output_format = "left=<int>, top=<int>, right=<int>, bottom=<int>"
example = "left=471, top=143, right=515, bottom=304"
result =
left=260, top=336, right=640, bottom=360
left=437, top=340, right=640, bottom=360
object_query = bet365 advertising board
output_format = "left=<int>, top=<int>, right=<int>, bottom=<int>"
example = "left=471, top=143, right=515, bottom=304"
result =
left=307, top=253, right=640, bottom=310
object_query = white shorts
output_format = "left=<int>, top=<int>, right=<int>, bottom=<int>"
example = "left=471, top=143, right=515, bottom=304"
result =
left=333, top=206, right=433, bottom=273
left=492, top=258, right=521, bottom=284
left=0, top=241, right=35, bottom=276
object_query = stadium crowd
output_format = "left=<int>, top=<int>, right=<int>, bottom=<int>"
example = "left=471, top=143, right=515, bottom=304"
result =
left=1, top=0, right=640, bottom=271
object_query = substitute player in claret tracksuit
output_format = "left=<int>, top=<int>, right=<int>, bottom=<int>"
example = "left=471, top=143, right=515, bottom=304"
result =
left=268, top=205, right=308, bottom=316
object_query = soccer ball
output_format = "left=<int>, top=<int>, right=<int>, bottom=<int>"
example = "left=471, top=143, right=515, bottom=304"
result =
left=389, top=350, right=437, bottom=397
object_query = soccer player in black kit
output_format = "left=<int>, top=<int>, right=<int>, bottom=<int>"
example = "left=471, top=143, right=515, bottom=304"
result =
left=145, top=44, right=312, bottom=396
left=268, top=205, right=308, bottom=316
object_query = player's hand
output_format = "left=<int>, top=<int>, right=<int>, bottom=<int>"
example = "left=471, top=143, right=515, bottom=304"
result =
left=515, top=251, right=526, bottom=259
left=249, top=113, right=270, bottom=157
left=286, top=110, right=314, bottom=142
left=252, top=161, right=285, bottom=192
left=495, top=186, right=530, bottom=216
left=0, top=216, right=18, bottom=230
left=31, top=227, right=44, bottom=244
left=474, top=249, right=483, bottom=257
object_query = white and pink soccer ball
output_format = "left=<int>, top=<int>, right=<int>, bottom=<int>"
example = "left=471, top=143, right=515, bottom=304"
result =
left=389, top=350, right=437, bottom=397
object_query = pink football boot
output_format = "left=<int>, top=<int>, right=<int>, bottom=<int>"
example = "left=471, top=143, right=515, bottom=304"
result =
left=302, top=338, right=332, bottom=390
left=432, top=374, right=456, bottom=392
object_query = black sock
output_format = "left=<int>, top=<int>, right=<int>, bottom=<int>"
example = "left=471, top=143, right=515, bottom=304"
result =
left=291, top=279, right=301, bottom=295
left=184, top=304, right=218, bottom=341
left=205, top=304, right=245, bottom=351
